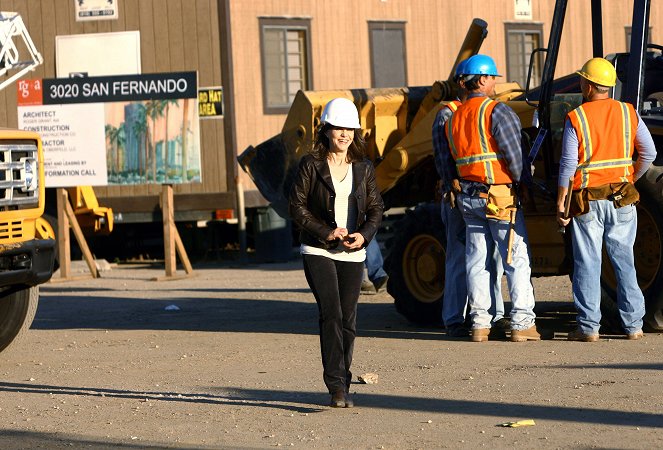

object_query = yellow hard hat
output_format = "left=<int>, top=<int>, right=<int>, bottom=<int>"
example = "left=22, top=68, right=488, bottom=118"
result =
left=576, top=57, right=617, bottom=87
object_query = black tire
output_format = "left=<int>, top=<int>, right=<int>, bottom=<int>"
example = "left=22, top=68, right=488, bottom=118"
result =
left=0, top=286, right=39, bottom=354
left=600, top=169, right=663, bottom=332
left=385, top=203, right=445, bottom=325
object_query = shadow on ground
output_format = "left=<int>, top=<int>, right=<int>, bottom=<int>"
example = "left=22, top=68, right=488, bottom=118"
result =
left=33, top=286, right=579, bottom=340
left=0, top=381, right=660, bottom=428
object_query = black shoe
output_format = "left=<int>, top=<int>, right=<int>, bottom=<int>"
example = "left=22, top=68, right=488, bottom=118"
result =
left=489, top=326, right=507, bottom=340
left=446, top=324, right=470, bottom=337
left=373, top=275, right=389, bottom=293
left=344, top=393, right=354, bottom=408
left=493, top=317, right=511, bottom=330
left=330, top=391, right=346, bottom=408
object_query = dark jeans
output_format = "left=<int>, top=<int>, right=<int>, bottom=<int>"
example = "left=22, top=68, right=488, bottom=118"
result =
left=303, top=254, right=364, bottom=393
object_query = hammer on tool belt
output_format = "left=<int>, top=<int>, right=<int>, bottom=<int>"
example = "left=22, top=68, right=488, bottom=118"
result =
left=506, top=207, right=517, bottom=265
left=558, top=176, right=574, bottom=234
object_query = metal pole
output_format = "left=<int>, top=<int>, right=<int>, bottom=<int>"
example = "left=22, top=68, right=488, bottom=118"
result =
left=623, top=0, right=650, bottom=111
left=591, top=0, right=603, bottom=57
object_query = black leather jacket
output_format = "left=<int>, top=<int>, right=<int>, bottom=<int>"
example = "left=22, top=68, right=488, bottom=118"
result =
left=289, top=154, right=384, bottom=250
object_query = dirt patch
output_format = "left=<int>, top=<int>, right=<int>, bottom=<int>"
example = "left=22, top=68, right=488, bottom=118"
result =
left=0, top=261, right=661, bottom=449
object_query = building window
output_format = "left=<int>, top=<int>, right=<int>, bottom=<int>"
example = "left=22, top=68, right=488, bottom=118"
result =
left=369, top=21, right=407, bottom=88
left=259, top=18, right=312, bottom=114
left=505, top=23, right=543, bottom=88
left=625, top=26, right=652, bottom=51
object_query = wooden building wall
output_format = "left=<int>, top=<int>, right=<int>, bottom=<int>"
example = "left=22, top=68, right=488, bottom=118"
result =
left=0, top=0, right=229, bottom=219
left=0, top=1, right=659, bottom=219
left=229, top=0, right=661, bottom=194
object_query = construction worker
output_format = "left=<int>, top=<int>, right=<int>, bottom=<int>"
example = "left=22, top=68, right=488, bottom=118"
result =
left=432, top=58, right=509, bottom=338
left=439, top=53, right=539, bottom=342
left=557, top=57, right=655, bottom=342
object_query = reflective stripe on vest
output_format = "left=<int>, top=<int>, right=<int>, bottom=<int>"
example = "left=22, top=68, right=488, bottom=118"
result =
left=568, top=99, right=637, bottom=189
left=446, top=100, right=461, bottom=113
left=445, top=97, right=511, bottom=184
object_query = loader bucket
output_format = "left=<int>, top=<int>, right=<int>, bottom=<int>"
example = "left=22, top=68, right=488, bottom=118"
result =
left=238, top=134, right=298, bottom=218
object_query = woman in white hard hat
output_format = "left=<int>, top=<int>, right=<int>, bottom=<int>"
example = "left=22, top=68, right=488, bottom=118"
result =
left=289, top=97, right=384, bottom=408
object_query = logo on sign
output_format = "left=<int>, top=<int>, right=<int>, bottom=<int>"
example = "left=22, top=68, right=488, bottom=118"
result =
left=17, top=79, right=43, bottom=106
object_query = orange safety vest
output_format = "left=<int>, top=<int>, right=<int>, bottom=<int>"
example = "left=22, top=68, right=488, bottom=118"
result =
left=567, top=99, right=638, bottom=189
left=445, top=100, right=461, bottom=113
left=445, top=96, right=512, bottom=184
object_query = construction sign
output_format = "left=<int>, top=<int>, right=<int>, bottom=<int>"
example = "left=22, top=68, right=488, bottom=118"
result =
left=198, top=87, right=223, bottom=118
left=17, top=72, right=201, bottom=188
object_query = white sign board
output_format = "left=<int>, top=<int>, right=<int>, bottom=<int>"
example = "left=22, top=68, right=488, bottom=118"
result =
left=17, top=73, right=201, bottom=188
left=56, top=31, right=140, bottom=77
left=19, top=103, right=107, bottom=186
left=75, top=0, right=119, bottom=21
left=514, top=0, right=532, bottom=20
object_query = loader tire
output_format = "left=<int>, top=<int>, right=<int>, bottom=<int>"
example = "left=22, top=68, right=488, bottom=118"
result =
left=0, top=286, right=39, bottom=354
left=385, top=204, right=445, bottom=325
left=600, top=172, right=663, bottom=332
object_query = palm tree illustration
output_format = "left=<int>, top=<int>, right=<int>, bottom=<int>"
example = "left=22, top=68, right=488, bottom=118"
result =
left=161, top=99, right=179, bottom=182
left=131, top=104, right=148, bottom=181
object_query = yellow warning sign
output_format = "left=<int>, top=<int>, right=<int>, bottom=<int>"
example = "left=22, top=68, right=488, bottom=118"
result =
left=198, top=87, right=223, bottom=118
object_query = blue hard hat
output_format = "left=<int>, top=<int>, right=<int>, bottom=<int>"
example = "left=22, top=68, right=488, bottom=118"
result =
left=453, top=59, right=469, bottom=81
left=463, top=54, right=501, bottom=77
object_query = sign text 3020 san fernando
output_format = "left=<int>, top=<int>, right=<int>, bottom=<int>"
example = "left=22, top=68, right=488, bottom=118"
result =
left=44, top=72, right=198, bottom=104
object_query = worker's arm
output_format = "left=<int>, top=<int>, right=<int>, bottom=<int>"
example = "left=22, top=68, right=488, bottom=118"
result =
left=491, top=103, right=525, bottom=184
left=633, top=111, right=656, bottom=180
left=435, top=111, right=460, bottom=193
left=432, top=106, right=453, bottom=181
left=557, top=119, right=578, bottom=227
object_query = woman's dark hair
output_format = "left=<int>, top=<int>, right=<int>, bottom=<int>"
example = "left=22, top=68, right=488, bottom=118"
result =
left=311, top=123, right=366, bottom=162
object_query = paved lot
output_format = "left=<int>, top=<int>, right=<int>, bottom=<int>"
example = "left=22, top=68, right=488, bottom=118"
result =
left=0, top=261, right=661, bottom=449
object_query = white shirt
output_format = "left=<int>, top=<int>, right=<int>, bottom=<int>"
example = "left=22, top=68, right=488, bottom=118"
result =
left=301, top=163, right=366, bottom=262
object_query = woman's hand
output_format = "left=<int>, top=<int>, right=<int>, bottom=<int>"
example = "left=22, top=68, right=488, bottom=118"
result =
left=341, top=232, right=365, bottom=250
left=327, top=227, right=349, bottom=241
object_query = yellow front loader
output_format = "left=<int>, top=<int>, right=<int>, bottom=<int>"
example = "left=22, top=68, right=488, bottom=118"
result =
left=240, top=3, right=663, bottom=332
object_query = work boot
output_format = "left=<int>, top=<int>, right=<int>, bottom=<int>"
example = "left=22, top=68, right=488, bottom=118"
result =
left=510, top=325, right=541, bottom=342
left=330, top=391, right=346, bottom=408
left=627, top=329, right=644, bottom=340
left=446, top=324, right=470, bottom=338
left=471, top=328, right=490, bottom=342
left=567, top=329, right=599, bottom=342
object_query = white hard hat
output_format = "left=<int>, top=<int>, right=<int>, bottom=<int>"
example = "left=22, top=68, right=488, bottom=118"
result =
left=320, top=98, right=361, bottom=129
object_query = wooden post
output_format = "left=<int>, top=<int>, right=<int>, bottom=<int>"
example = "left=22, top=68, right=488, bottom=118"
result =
left=52, top=188, right=100, bottom=281
left=153, top=184, right=194, bottom=281
left=56, top=188, right=71, bottom=279
left=162, top=184, right=176, bottom=277
left=65, top=200, right=99, bottom=278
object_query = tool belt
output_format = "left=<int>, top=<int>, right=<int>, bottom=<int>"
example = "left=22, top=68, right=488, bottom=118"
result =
left=480, top=184, right=517, bottom=221
left=569, top=182, right=639, bottom=217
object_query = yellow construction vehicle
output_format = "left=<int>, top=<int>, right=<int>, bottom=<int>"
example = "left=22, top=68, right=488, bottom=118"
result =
left=240, top=0, right=663, bottom=332
left=0, top=12, right=56, bottom=353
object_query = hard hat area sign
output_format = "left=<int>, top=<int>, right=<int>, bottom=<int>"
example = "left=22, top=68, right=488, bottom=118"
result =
left=198, top=87, right=223, bottom=118
left=17, top=72, right=201, bottom=188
